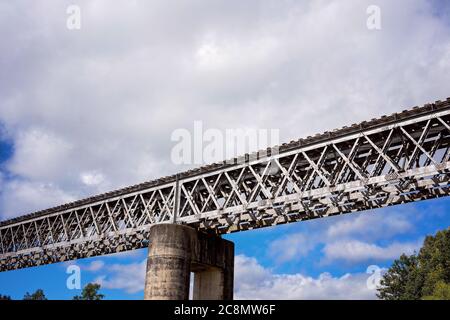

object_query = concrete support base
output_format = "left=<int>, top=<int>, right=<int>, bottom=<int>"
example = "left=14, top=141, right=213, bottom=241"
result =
left=144, top=224, right=234, bottom=300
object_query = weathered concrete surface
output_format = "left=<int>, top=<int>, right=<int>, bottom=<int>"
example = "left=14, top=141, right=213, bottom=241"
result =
left=193, top=267, right=227, bottom=300
left=144, top=224, right=234, bottom=300
left=144, top=224, right=194, bottom=300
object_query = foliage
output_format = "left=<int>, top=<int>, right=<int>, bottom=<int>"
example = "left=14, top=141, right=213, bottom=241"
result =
left=377, top=228, right=450, bottom=300
left=73, top=283, right=105, bottom=300
left=422, top=282, right=450, bottom=300
left=23, top=289, right=47, bottom=300
left=377, top=254, right=421, bottom=300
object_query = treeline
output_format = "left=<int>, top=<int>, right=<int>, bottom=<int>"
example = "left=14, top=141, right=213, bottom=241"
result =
left=0, top=283, right=104, bottom=301
left=378, top=228, right=450, bottom=300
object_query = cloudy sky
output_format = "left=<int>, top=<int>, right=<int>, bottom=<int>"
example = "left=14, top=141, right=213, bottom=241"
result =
left=0, top=0, right=450, bottom=299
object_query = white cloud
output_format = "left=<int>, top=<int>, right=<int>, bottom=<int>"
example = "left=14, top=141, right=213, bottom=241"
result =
left=91, top=254, right=377, bottom=299
left=7, top=128, right=73, bottom=182
left=326, top=211, right=413, bottom=240
left=267, top=208, right=418, bottom=264
left=81, top=171, right=105, bottom=186
left=322, top=239, right=422, bottom=263
left=268, top=233, right=316, bottom=263
left=234, top=255, right=377, bottom=300
left=0, top=179, right=75, bottom=219
left=83, top=260, right=105, bottom=272
left=95, top=260, right=147, bottom=294
left=0, top=0, right=449, bottom=219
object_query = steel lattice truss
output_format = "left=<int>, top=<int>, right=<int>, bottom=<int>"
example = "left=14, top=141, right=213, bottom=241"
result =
left=1, top=99, right=450, bottom=272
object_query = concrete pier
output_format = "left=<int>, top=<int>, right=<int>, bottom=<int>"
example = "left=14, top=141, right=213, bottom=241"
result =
left=144, top=224, right=234, bottom=300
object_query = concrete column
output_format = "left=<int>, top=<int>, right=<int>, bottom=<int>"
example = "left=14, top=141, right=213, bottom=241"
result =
left=193, top=267, right=227, bottom=300
left=192, top=233, right=234, bottom=300
left=144, top=224, right=234, bottom=300
left=144, top=224, right=196, bottom=300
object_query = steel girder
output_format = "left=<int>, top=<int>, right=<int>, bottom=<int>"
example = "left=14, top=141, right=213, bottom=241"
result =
left=1, top=99, right=450, bottom=271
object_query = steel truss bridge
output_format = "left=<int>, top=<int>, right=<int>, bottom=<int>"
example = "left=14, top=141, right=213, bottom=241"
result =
left=1, top=98, right=450, bottom=272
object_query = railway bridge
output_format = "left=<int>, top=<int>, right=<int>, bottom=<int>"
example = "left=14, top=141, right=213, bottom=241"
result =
left=1, top=98, right=449, bottom=299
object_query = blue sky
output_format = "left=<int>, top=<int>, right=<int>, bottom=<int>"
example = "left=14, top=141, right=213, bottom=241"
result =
left=1, top=198, right=449, bottom=300
left=0, top=0, right=450, bottom=299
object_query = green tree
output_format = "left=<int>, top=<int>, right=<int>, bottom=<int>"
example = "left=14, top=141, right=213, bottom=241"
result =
left=0, top=294, right=12, bottom=300
left=423, top=282, right=450, bottom=300
left=377, top=228, right=450, bottom=300
left=73, top=283, right=105, bottom=300
left=377, top=254, right=421, bottom=300
left=23, top=289, right=47, bottom=300
left=417, top=230, right=450, bottom=296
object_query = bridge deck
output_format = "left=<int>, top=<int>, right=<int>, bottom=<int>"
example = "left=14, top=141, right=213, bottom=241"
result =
left=1, top=98, right=450, bottom=271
